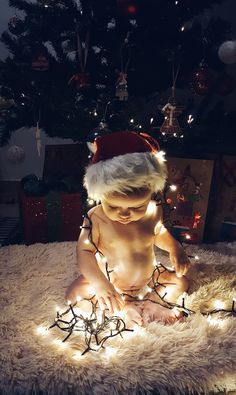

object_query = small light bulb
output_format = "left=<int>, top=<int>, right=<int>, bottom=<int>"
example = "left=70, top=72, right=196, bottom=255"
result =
left=88, top=286, right=96, bottom=295
left=84, top=239, right=90, bottom=245
left=52, top=339, right=68, bottom=348
left=170, top=184, right=177, bottom=191
left=214, top=300, right=225, bottom=310
left=88, top=199, right=95, bottom=206
left=162, top=132, right=166, bottom=136
left=187, top=114, right=194, bottom=124
left=76, top=295, right=82, bottom=302
left=36, top=326, right=49, bottom=336
left=194, top=255, right=199, bottom=260
left=130, top=118, right=134, bottom=123
left=138, top=295, right=144, bottom=300
left=173, top=133, right=177, bottom=137
left=181, top=25, right=185, bottom=31
left=185, top=234, right=191, bottom=240
left=105, top=347, right=117, bottom=356
left=155, top=150, right=166, bottom=162
left=150, top=117, right=154, bottom=124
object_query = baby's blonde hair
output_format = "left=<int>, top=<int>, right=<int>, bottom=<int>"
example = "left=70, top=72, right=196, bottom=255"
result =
left=84, top=151, right=167, bottom=202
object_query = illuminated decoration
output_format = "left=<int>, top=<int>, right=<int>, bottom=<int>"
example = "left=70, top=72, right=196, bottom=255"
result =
left=46, top=212, right=236, bottom=355
left=49, top=296, right=133, bottom=355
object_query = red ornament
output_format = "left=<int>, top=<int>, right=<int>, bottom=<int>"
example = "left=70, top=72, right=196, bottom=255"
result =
left=217, top=73, right=236, bottom=96
left=68, top=72, right=91, bottom=90
left=191, top=67, right=216, bottom=96
left=117, top=0, right=137, bottom=15
left=32, top=54, right=49, bottom=71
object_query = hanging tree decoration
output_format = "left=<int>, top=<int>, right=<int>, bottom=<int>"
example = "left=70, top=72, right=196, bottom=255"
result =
left=115, top=37, right=131, bottom=101
left=32, top=52, right=49, bottom=72
left=8, top=14, right=24, bottom=35
left=68, top=28, right=90, bottom=91
left=35, top=110, right=42, bottom=157
left=160, top=64, right=184, bottom=138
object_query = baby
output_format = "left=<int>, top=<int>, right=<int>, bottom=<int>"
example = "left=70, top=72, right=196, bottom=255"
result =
left=66, top=131, right=190, bottom=325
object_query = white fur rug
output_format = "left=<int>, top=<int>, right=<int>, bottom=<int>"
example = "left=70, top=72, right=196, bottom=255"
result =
left=0, top=241, right=236, bottom=395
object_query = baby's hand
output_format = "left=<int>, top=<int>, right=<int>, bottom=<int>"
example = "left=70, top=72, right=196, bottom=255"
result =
left=94, top=281, right=124, bottom=314
left=169, top=246, right=190, bottom=277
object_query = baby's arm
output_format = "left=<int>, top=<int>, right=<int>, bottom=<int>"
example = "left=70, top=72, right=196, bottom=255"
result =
left=77, top=210, right=123, bottom=313
left=154, top=207, right=190, bottom=277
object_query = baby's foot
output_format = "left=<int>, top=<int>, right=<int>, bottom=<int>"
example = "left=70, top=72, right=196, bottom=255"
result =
left=124, top=302, right=144, bottom=326
left=142, top=300, right=183, bottom=324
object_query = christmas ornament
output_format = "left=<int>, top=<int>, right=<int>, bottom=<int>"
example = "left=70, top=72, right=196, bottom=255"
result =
left=68, top=30, right=90, bottom=90
left=0, top=97, right=15, bottom=111
left=217, top=73, right=236, bottom=96
left=68, top=72, right=90, bottom=90
left=8, top=15, right=24, bottom=35
left=191, top=67, right=215, bottom=96
left=115, top=72, right=128, bottom=101
left=160, top=88, right=184, bottom=137
left=7, top=145, right=25, bottom=164
left=86, top=121, right=111, bottom=153
left=218, top=40, right=236, bottom=64
left=32, top=53, right=49, bottom=71
left=117, top=0, right=138, bottom=16
left=62, top=39, right=76, bottom=54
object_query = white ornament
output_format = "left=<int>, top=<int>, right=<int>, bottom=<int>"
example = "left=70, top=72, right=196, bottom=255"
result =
left=35, top=122, right=42, bottom=156
left=218, top=40, right=236, bottom=64
left=7, top=145, right=25, bottom=164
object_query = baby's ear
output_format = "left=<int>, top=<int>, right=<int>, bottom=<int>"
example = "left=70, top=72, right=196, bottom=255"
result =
left=86, top=141, right=96, bottom=153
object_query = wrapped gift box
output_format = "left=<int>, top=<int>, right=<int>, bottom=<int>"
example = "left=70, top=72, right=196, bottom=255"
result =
left=166, top=157, right=214, bottom=243
left=21, top=191, right=83, bottom=245
left=205, top=155, right=236, bottom=241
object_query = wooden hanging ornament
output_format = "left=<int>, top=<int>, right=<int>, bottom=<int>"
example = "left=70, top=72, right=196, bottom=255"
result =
left=160, top=65, right=184, bottom=137
left=115, top=40, right=131, bottom=101
left=35, top=121, right=42, bottom=156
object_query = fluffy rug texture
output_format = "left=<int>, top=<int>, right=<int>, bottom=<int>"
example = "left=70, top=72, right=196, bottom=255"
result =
left=0, top=241, right=236, bottom=395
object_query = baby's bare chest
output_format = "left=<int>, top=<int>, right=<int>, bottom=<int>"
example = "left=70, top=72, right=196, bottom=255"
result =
left=98, top=219, right=156, bottom=256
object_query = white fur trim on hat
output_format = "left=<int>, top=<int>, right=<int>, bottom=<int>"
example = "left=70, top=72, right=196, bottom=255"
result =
left=84, top=151, right=167, bottom=201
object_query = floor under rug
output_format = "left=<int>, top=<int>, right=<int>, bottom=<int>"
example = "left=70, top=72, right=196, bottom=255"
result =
left=0, top=241, right=235, bottom=395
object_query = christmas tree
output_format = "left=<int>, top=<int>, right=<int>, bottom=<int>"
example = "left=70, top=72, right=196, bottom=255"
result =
left=0, top=0, right=235, bottom=154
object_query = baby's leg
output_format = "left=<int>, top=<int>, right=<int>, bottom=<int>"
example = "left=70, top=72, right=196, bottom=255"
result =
left=142, top=271, right=189, bottom=324
left=149, top=270, right=189, bottom=304
left=123, top=301, right=144, bottom=326
left=65, top=275, right=91, bottom=304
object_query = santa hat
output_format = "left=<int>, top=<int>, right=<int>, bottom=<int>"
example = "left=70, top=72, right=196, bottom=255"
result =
left=84, top=131, right=167, bottom=201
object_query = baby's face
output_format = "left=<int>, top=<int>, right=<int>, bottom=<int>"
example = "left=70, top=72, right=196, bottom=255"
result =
left=101, top=190, right=152, bottom=224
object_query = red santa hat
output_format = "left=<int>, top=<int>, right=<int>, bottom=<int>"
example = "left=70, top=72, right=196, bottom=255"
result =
left=84, top=131, right=167, bottom=201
